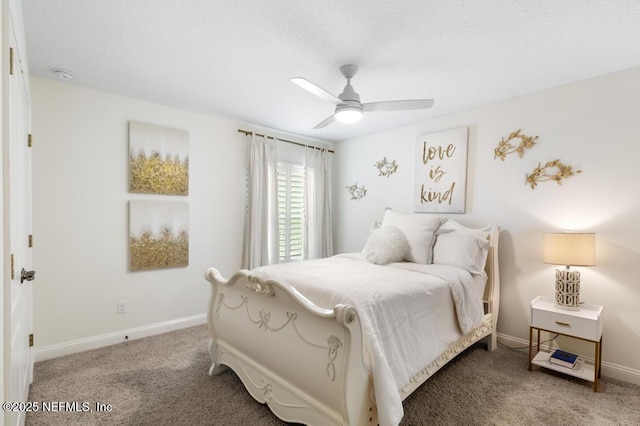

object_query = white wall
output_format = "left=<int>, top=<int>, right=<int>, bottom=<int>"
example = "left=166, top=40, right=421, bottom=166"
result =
left=30, top=77, right=332, bottom=359
left=333, top=67, right=640, bottom=382
left=31, top=76, right=247, bottom=351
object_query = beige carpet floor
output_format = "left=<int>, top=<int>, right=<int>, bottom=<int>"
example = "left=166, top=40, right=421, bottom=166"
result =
left=26, top=325, right=640, bottom=425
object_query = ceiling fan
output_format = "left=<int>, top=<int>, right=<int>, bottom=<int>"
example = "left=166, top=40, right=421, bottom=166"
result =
left=290, top=64, right=434, bottom=129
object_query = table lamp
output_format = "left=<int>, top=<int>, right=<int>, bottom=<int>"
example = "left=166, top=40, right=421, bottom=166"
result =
left=543, top=232, right=596, bottom=310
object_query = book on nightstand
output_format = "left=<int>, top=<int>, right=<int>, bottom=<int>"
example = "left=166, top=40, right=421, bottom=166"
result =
left=549, top=349, right=579, bottom=368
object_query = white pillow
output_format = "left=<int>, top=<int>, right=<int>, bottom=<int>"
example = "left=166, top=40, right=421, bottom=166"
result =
left=380, top=209, right=442, bottom=264
left=438, top=219, right=491, bottom=240
left=362, top=226, right=409, bottom=265
left=433, top=231, right=489, bottom=275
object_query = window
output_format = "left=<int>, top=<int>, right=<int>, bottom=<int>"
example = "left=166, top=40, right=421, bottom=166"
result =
left=277, top=162, right=305, bottom=262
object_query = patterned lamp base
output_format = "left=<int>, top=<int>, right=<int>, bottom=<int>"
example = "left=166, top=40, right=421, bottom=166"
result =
left=555, top=269, right=580, bottom=310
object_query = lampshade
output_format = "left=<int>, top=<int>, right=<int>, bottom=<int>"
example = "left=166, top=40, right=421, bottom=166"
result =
left=543, top=232, right=596, bottom=310
left=334, top=106, right=363, bottom=123
left=543, top=232, right=596, bottom=267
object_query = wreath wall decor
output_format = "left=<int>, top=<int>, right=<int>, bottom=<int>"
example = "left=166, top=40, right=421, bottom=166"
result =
left=374, top=157, right=399, bottom=177
left=345, top=182, right=367, bottom=200
left=494, top=129, right=538, bottom=161
left=525, top=160, right=581, bottom=189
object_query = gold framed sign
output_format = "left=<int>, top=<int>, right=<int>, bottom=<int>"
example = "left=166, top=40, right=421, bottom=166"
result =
left=414, top=127, right=468, bottom=213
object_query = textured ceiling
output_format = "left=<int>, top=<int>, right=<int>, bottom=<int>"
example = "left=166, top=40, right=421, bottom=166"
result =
left=22, top=0, right=640, bottom=143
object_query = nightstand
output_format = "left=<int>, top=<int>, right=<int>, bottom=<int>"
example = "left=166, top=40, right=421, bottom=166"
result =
left=528, top=295, right=603, bottom=391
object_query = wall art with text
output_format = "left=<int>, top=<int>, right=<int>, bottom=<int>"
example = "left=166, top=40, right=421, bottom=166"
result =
left=414, top=127, right=468, bottom=213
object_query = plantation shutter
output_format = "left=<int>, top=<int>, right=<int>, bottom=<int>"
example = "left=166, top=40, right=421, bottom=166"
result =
left=277, top=163, right=305, bottom=262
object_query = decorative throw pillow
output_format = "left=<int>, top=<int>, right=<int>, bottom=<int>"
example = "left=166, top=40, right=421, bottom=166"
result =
left=368, top=221, right=381, bottom=234
left=362, top=225, right=409, bottom=265
left=433, top=231, right=490, bottom=275
left=380, top=209, right=442, bottom=264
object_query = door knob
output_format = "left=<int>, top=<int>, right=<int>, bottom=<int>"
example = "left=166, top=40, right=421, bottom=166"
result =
left=20, top=268, right=35, bottom=284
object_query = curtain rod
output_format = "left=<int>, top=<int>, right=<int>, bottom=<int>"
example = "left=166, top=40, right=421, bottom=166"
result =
left=237, top=129, right=334, bottom=154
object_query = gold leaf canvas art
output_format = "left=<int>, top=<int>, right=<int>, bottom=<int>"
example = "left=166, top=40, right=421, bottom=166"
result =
left=129, top=121, right=189, bottom=195
left=129, top=200, right=189, bottom=271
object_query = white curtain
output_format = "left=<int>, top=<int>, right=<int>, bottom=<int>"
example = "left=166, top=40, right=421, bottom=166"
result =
left=242, top=133, right=333, bottom=268
left=241, top=135, right=279, bottom=269
left=304, top=147, right=333, bottom=259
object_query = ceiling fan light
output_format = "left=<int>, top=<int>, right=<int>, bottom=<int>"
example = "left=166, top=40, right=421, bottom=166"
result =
left=335, top=106, right=363, bottom=123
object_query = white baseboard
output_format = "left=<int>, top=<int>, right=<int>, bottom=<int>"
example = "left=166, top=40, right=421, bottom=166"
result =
left=497, top=333, right=640, bottom=387
left=35, top=314, right=207, bottom=362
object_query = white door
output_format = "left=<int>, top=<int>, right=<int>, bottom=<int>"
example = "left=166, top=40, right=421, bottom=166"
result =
left=4, top=2, right=34, bottom=425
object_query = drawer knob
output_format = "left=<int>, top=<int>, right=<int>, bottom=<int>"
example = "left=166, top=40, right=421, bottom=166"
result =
left=555, top=321, right=571, bottom=327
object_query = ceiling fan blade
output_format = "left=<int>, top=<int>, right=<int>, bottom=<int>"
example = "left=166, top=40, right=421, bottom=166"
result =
left=313, top=114, right=337, bottom=129
left=290, top=77, right=342, bottom=105
left=362, top=99, right=434, bottom=112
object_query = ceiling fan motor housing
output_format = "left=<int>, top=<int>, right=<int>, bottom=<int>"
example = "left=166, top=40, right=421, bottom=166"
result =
left=338, top=81, right=361, bottom=104
left=335, top=100, right=362, bottom=113
left=335, top=77, right=363, bottom=121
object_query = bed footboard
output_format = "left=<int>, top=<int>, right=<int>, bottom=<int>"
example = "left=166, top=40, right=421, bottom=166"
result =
left=205, top=268, right=377, bottom=426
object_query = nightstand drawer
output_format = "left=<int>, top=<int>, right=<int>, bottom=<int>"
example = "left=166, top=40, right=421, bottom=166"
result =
left=531, top=309, right=599, bottom=340
left=530, top=296, right=603, bottom=341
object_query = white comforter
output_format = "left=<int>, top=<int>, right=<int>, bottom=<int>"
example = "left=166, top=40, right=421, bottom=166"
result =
left=252, top=253, right=484, bottom=426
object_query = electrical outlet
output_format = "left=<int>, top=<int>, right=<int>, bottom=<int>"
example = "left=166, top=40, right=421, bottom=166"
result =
left=117, top=300, right=127, bottom=314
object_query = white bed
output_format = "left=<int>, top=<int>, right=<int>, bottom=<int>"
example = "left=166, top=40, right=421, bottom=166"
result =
left=205, top=213, right=500, bottom=425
